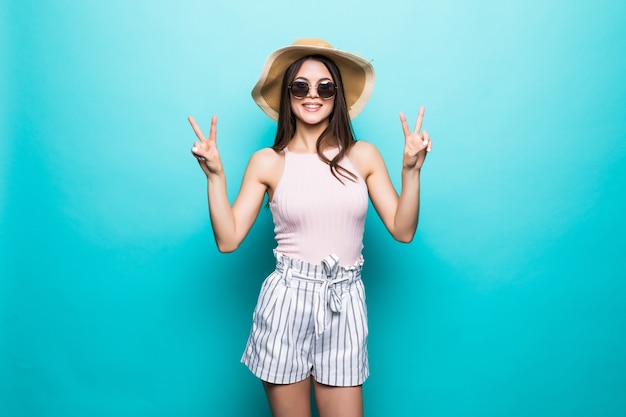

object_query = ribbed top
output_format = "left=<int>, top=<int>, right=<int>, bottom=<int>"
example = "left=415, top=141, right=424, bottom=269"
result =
left=270, top=148, right=369, bottom=266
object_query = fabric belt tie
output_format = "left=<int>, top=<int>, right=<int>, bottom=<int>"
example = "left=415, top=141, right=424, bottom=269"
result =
left=313, top=254, right=349, bottom=338
left=278, top=253, right=356, bottom=339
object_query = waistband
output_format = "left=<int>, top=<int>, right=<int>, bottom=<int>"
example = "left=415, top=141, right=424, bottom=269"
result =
left=273, top=251, right=363, bottom=338
left=274, top=250, right=364, bottom=280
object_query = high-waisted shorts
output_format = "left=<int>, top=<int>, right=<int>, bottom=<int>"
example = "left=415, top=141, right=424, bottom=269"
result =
left=241, top=252, right=369, bottom=387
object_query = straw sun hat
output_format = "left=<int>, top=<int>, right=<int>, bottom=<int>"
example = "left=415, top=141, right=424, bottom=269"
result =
left=251, top=38, right=375, bottom=121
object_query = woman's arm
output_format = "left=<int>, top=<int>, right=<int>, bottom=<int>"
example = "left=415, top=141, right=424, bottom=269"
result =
left=189, top=116, right=270, bottom=252
left=351, top=106, right=432, bottom=243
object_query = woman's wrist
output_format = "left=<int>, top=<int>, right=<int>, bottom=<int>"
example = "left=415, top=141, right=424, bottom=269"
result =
left=206, top=169, right=226, bottom=183
left=401, top=165, right=421, bottom=177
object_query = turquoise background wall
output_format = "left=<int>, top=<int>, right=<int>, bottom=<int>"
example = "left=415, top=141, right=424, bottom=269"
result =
left=2, top=0, right=625, bottom=416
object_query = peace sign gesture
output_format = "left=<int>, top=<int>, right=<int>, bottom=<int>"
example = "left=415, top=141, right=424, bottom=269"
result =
left=399, top=106, right=432, bottom=171
left=189, top=115, right=223, bottom=177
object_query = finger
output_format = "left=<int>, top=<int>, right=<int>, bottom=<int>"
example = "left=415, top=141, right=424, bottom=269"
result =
left=422, top=130, right=432, bottom=152
left=191, top=148, right=207, bottom=164
left=188, top=116, right=207, bottom=142
left=191, top=146, right=203, bottom=158
left=414, top=106, right=425, bottom=133
left=191, top=149, right=206, bottom=161
left=399, top=112, right=411, bottom=137
left=191, top=141, right=207, bottom=158
left=208, top=115, right=217, bottom=143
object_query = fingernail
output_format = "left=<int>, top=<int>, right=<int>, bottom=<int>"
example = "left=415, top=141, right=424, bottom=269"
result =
left=192, top=147, right=198, bottom=153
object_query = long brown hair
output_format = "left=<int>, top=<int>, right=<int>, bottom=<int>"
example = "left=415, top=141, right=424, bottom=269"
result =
left=272, top=55, right=357, bottom=183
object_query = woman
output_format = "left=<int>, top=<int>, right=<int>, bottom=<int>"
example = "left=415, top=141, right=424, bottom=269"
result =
left=189, top=38, right=431, bottom=417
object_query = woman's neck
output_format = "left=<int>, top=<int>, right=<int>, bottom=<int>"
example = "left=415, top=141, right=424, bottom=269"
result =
left=289, top=122, right=331, bottom=153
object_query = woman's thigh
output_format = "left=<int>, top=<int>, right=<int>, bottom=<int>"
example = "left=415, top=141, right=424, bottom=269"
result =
left=263, top=377, right=312, bottom=417
left=313, top=380, right=363, bottom=417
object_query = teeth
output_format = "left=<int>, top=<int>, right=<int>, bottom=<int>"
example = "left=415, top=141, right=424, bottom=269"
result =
left=304, top=104, right=321, bottom=109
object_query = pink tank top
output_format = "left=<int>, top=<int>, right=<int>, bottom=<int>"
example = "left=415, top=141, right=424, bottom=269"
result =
left=270, top=147, right=369, bottom=266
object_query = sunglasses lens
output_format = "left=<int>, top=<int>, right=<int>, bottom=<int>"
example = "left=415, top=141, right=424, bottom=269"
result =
left=290, top=81, right=337, bottom=99
left=290, top=81, right=309, bottom=98
left=317, top=82, right=336, bottom=99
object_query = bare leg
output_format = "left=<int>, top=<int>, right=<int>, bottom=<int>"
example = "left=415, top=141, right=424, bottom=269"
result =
left=313, top=380, right=363, bottom=417
left=263, top=377, right=312, bottom=417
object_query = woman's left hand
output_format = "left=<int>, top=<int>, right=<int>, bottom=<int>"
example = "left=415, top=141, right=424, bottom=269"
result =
left=400, top=106, right=432, bottom=171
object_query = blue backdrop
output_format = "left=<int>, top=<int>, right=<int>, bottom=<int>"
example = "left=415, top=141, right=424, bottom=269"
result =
left=2, top=0, right=625, bottom=416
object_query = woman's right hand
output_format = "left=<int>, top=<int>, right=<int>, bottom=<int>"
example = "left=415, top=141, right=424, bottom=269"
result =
left=188, top=115, right=223, bottom=177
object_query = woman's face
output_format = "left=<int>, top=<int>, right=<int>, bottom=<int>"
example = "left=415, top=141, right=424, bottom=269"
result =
left=289, top=59, right=335, bottom=127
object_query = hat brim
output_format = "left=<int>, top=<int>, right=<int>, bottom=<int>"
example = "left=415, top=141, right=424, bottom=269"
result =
left=252, top=43, right=375, bottom=121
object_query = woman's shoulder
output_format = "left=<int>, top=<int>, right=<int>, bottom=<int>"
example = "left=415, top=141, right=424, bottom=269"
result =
left=351, top=139, right=379, bottom=154
left=349, top=140, right=383, bottom=163
left=348, top=140, right=385, bottom=180
left=249, top=147, right=284, bottom=166
left=247, top=147, right=284, bottom=185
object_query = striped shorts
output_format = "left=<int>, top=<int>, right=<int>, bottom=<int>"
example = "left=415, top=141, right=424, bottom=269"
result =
left=241, top=252, right=369, bottom=387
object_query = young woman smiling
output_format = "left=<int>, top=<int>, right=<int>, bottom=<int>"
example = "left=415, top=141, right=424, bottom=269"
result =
left=189, top=38, right=432, bottom=417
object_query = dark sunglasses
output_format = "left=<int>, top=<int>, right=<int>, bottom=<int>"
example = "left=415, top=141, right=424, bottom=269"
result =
left=288, top=80, right=337, bottom=99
